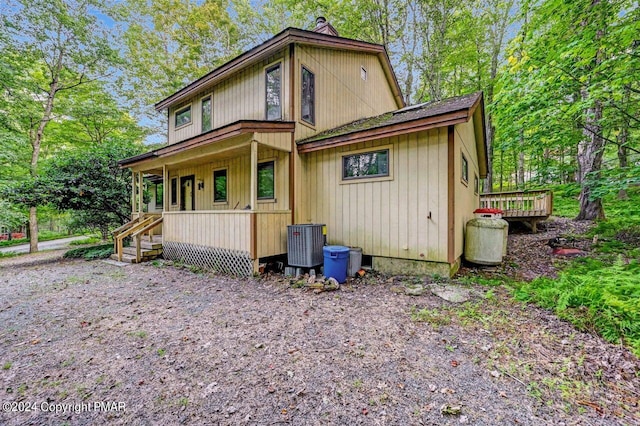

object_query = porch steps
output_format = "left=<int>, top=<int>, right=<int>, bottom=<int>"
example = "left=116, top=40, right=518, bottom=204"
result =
left=110, top=236, right=163, bottom=263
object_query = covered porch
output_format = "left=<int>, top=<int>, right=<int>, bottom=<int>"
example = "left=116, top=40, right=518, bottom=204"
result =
left=119, top=121, right=295, bottom=274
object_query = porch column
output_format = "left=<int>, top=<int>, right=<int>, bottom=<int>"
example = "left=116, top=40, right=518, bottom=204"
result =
left=137, top=171, right=144, bottom=215
left=163, top=165, right=168, bottom=212
left=250, top=140, right=258, bottom=211
left=131, top=171, right=136, bottom=215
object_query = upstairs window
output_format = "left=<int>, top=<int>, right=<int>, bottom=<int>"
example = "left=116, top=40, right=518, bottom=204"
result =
left=257, top=161, right=275, bottom=199
left=213, top=169, right=227, bottom=203
left=343, top=150, right=389, bottom=180
left=201, top=96, right=212, bottom=132
left=175, top=105, right=191, bottom=128
left=301, top=66, right=315, bottom=125
left=265, top=64, right=281, bottom=120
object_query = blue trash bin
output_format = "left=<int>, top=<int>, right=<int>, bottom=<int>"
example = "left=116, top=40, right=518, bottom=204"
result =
left=323, top=245, right=350, bottom=283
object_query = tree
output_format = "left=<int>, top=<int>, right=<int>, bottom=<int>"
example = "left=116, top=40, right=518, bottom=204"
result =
left=38, top=142, right=144, bottom=239
left=1, top=0, right=119, bottom=252
left=116, top=0, right=241, bottom=137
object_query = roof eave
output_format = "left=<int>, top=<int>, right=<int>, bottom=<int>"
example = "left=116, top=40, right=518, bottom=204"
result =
left=154, top=29, right=397, bottom=112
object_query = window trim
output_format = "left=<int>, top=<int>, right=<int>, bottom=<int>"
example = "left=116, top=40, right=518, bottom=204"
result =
left=340, top=145, right=393, bottom=184
left=301, top=65, right=315, bottom=126
left=212, top=167, right=228, bottom=204
left=257, top=159, right=276, bottom=201
left=174, top=104, right=192, bottom=129
left=474, top=173, right=479, bottom=195
left=201, top=95, right=213, bottom=133
left=170, top=177, right=178, bottom=205
left=461, top=152, right=469, bottom=186
left=264, top=62, right=282, bottom=121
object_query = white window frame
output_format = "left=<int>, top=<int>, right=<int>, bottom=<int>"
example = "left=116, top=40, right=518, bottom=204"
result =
left=174, top=103, right=192, bottom=129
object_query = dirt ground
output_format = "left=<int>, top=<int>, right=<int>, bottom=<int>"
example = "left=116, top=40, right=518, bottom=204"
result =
left=0, top=219, right=639, bottom=425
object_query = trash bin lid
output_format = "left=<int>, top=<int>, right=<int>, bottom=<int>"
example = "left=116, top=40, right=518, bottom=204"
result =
left=323, top=245, right=350, bottom=254
left=474, top=208, right=503, bottom=214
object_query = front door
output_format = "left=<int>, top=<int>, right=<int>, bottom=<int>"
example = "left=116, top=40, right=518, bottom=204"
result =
left=180, top=175, right=195, bottom=211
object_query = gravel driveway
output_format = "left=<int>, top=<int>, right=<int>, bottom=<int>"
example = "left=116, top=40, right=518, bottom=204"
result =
left=0, top=259, right=638, bottom=425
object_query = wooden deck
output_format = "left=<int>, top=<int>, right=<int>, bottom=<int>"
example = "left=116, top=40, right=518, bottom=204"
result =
left=480, top=190, right=553, bottom=232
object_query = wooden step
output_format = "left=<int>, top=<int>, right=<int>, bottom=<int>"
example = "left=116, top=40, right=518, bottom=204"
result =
left=129, top=240, right=163, bottom=250
left=122, top=247, right=162, bottom=256
left=110, top=253, right=139, bottom=263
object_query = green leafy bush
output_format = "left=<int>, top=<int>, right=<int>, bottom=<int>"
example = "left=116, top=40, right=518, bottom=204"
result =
left=64, top=244, right=113, bottom=260
left=515, top=257, right=640, bottom=356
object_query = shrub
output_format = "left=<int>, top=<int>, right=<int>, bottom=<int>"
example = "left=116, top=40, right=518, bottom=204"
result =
left=64, top=244, right=113, bottom=260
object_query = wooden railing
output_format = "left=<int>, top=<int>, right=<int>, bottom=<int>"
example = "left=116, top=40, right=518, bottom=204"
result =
left=480, top=190, right=553, bottom=218
left=132, top=216, right=164, bottom=262
left=479, top=189, right=553, bottom=233
left=113, top=214, right=162, bottom=262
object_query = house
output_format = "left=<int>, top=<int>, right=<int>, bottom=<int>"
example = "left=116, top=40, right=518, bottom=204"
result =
left=117, top=17, right=488, bottom=277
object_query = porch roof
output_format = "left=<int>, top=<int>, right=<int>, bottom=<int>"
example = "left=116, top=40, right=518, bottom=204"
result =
left=296, top=91, right=489, bottom=177
left=119, top=120, right=295, bottom=169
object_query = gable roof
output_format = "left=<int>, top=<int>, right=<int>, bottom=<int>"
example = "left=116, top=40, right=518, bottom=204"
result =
left=154, top=27, right=405, bottom=111
left=297, top=91, right=489, bottom=177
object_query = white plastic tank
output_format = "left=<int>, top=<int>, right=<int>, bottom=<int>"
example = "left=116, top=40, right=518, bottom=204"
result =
left=465, top=209, right=509, bottom=265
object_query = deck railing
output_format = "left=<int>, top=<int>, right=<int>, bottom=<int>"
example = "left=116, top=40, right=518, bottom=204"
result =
left=480, top=190, right=553, bottom=218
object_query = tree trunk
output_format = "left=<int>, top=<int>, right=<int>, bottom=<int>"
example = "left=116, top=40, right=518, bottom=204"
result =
left=29, top=207, right=38, bottom=253
left=576, top=95, right=605, bottom=220
left=517, top=128, right=525, bottom=187
left=617, top=141, right=628, bottom=200
left=483, top=115, right=495, bottom=192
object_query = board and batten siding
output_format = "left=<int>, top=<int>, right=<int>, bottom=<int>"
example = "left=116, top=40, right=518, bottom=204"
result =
left=293, top=46, right=399, bottom=141
left=167, top=49, right=291, bottom=145
left=453, top=118, right=481, bottom=259
left=163, top=211, right=252, bottom=251
left=299, top=129, right=449, bottom=262
left=166, top=146, right=290, bottom=212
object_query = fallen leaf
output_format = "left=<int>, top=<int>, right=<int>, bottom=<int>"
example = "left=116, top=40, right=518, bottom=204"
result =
left=362, top=408, right=368, bottom=415
left=440, top=404, right=462, bottom=415
left=450, top=360, right=459, bottom=367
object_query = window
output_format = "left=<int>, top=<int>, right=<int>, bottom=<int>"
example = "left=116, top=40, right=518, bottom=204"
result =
left=170, top=178, right=178, bottom=205
left=343, top=149, right=389, bottom=180
left=213, top=169, right=227, bottom=202
left=474, top=174, right=479, bottom=195
left=201, top=96, right=212, bottom=132
left=257, top=161, right=275, bottom=199
left=301, top=66, right=315, bottom=125
left=175, top=105, right=191, bottom=128
left=461, top=153, right=469, bottom=184
left=155, top=183, right=163, bottom=205
left=361, top=66, right=367, bottom=81
left=265, top=64, right=281, bottom=120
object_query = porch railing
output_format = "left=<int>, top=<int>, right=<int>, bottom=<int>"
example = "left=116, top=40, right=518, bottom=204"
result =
left=480, top=190, right=553, bottom=218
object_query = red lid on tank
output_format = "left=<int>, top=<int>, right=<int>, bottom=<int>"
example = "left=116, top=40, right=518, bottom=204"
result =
left=474, top=208, right=503, bottom=214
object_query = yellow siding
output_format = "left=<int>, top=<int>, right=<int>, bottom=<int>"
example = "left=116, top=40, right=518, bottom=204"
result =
left=163, top=211, right=251, bottom=252
left=294, top=46, right=399, bottom=140
left=168, top=49, right=291, bottom=145
left=166, top=146, right=290, bottom=212
left=256, top=211, right=291, bottom=257
left=253, top=132, right=292, bottom=152
left=299, top=130, right=449, bottom=262
left=454, top=118, right=481, bottom=259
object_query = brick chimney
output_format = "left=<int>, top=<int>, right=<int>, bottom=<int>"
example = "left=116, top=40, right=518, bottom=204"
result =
left=313, top=16, right=339, bottom=36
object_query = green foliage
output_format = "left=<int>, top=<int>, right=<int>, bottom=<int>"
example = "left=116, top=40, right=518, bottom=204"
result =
left=63, top=244, right=113, bottom=260
left=37, top=141, right=144, bottom=238
left=69, top=236, right=102, bottom=246
left=515, top=257, right=640, bottom=356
